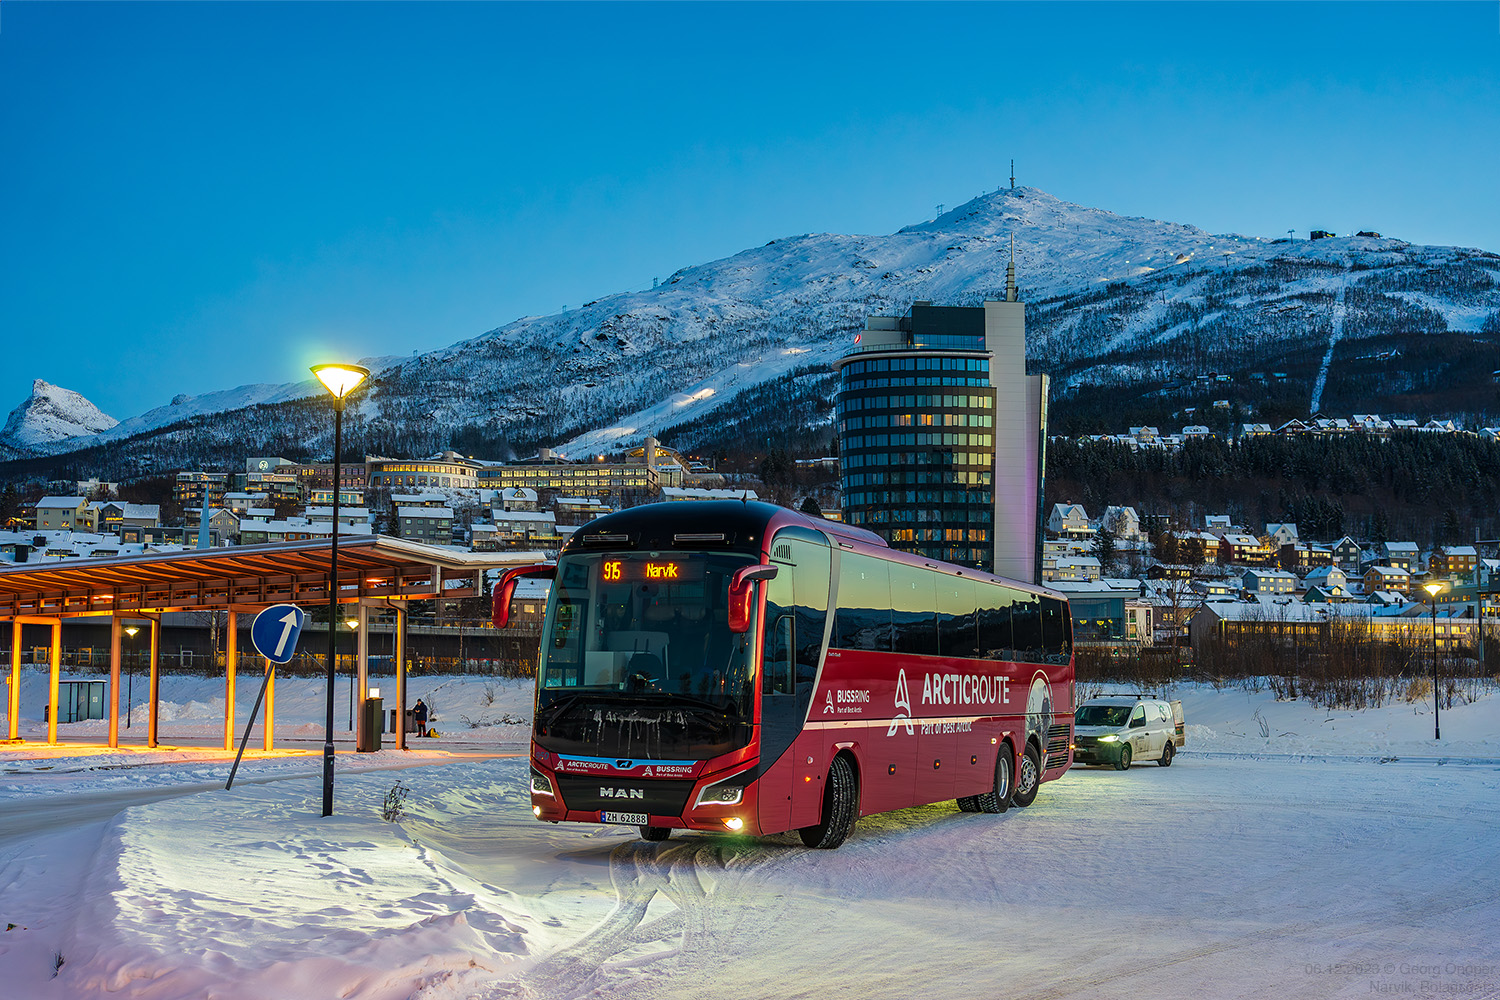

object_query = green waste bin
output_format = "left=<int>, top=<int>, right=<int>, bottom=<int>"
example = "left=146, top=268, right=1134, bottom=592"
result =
left=359, top=697, right=383, bottom=752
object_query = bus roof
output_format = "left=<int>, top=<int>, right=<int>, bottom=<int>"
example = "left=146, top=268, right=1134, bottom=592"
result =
left=562, top=500, right=1068, bottom=602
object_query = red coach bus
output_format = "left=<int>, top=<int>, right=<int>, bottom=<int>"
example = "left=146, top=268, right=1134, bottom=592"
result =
left=493, top=500, right=1074, bottom=849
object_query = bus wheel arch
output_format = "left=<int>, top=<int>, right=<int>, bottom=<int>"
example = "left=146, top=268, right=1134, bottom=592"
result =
left=1011, top=739, right=1042, bottom=808
left=799, top=750, right=860, bottom=849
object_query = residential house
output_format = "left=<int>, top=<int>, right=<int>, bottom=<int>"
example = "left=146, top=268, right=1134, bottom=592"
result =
left=495, top=487, right=540, bottom=512
left=1330, top=535, right=1363, bottom=573
left=1363, top=565, right=1411, bottom=595
left=35, top=497, right=88, bottom=530
left=1381, top=542, right=1420, bottom=573
left=1243, top=568, right=1298, bottom=595
left=1429, top=545, right=1478, bottom=581
left=1278, top=541, right=1334, bottom=573
left=1265, top=522, right=1300, bottom=548
left=396, top=506, right=454, bottom=545
left=1050, top=557, right=1102, bottom=583
left=1217, top=532, right=1275, bottom=565
left=1303, top=566, right=1349, bottom=594
left=1101, top=505, right=1145, bottom=543
left=1046, top=503, right=1092, bottom=539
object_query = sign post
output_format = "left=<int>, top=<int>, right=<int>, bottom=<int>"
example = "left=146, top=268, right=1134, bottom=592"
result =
left=227, top=605, right=306, bottom=790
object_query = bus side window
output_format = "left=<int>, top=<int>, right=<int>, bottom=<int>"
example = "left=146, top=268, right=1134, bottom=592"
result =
left=1041, top=597, right=1071, bottom=664
left=1011, top=592, right=1043, bottom=663
left=977, top=583, right=1013, bottom=659
left=937, top=577, right=978, bottom=658
left=833, top=553, right=891, bottom=651
left=890, top=562, right=937, bottom=656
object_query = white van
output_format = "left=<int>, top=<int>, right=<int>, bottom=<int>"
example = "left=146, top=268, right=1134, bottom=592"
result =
left=1072, top=696, right=1184, bottom=769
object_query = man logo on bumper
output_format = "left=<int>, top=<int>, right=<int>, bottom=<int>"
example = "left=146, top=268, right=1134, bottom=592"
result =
left=600, top=787, right=645, bottom=799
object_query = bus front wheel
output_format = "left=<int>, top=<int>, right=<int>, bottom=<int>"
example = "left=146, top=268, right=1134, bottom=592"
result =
left=1011, top=742, right=1042, bottom=808
left=799, top=754, right=859, bottom=849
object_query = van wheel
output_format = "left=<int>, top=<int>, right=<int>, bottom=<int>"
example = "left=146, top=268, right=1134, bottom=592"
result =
left=957, top=796, right=980, bottom=812
left=799, top=754, right=859, bottom=849
left=1011, top=743, right=1041, bottom=808
left=977, top=745, right=1012, bottom=814
left=1114, top=744, right=1132, bottom=771
left=1158, top=742, right=1175, bottom=767
left=639, top=825, right=670, bottom=842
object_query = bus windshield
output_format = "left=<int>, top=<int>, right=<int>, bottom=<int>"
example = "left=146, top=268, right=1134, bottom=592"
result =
left=1075, top=705, right=1131, bottom=728
left=535, top=550, right=757, bottom=759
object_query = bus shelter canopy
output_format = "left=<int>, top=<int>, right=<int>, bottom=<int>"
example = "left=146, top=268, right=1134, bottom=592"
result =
left=0, top=535, right=545, bottom=619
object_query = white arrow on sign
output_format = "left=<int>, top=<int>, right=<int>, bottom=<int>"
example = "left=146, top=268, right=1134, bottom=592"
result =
left=272, top=609, right=300, bottom=659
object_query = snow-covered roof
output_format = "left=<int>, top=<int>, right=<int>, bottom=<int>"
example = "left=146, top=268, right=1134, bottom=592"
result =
left=36, top=496, right=86, bottom=508
left=397, top=506, right=454, bottom=519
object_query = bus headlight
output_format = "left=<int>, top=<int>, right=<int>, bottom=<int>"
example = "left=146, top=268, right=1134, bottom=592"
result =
left=530, top=767, right=555, bottom=796
left=695, top=781, right=744, bottom=807
left=724, top=817, right=744, bottom=831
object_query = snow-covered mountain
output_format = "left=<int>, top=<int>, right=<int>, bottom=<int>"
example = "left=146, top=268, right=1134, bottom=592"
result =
left=3, top=187, right=1497, bottom=472
left=0, top=380, right=118, bottom=459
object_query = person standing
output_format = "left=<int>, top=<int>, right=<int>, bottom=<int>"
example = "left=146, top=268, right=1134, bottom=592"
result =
left=413, top=698, right=429, bottom=736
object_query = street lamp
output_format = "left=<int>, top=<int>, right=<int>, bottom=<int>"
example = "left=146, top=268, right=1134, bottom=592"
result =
left=345, top=618, right=360, bottom=730
left=124, top=626, right=139, bottom=728
left=312, top=362, right=370, bottom=817
left=1422, top=581, right=1445, bottom=740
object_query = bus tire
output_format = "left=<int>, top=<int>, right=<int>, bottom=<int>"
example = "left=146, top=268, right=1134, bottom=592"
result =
left=1011, top=742, right=1042, bottom=808
left=977, top=744, right=1012, bottom=814
left=639, top=825, right=670, bottom=842
left=799, top=754, right=858, bottom=850
left=1158, top=742, right=1174, bottom=767
left=957, top=796, right=980, bottom=812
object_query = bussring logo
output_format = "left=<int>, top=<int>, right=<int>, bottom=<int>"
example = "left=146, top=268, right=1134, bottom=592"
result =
left=887, top=668, right=914, bottom=736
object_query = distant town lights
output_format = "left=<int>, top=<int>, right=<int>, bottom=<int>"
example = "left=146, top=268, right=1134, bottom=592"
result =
left=311, top=363, right=370, bottom=401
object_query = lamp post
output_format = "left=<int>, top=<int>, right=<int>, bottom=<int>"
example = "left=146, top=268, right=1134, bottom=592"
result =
left=124, top=626, right=139, bottom=728
left=1423, top=581, right=1445, bottom=740
left=345, top=618, right=359, bottom=730
left=312, top=363, right=370, bottom=817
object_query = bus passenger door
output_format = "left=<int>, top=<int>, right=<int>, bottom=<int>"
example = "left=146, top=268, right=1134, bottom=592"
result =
left=758, top=531, right=831, bottom=835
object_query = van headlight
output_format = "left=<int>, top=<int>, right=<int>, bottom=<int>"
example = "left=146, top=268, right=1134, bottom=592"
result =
left=530, top=767, right=554, bottom=796
left=695, top=781, right=744, bottom=807
left=1098, top=735, right=1119, bottom=743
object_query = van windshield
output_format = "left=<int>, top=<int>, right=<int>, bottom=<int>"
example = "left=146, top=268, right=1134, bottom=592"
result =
left=1075, top=704, right=1132, bottom=727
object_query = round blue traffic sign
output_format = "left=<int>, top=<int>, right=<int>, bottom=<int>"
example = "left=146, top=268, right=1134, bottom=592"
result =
left=251, top=604, right=307, bottom=663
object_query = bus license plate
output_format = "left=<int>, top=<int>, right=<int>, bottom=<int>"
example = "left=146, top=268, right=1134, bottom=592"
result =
left=601, top=811, right=649, bottom=826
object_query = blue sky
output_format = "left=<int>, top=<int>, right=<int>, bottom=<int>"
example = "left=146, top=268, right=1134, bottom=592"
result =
left=3, top=1, right=1497, bottom=420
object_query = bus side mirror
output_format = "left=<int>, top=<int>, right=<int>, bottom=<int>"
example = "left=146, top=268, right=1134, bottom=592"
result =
left=492, top=563, right=556, bottom=629
left=727, top=564, right=779, bottom=634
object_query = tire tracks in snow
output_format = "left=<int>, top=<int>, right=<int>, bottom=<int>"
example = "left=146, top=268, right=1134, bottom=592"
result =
left=477, top=836, right=786, bottom=999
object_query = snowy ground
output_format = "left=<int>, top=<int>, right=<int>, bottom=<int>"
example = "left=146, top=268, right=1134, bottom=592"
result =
left=2, top=675, right=1498, bottom=1000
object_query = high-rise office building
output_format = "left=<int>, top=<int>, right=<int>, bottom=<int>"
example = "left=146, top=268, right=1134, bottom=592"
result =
left=835, top=256, right=1046, bottom=581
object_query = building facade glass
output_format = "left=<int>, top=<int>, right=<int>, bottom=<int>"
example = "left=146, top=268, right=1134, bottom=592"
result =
left=836, top=350, right=997, bottom=571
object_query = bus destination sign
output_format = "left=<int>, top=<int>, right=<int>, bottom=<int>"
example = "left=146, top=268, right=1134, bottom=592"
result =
left=601, top=559, right=703, bottom=584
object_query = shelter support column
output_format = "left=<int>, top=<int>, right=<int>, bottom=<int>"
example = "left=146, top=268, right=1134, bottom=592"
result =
left=108, top=616, right=122, bottom=748
left=7, top=622, right=19, bottom=741
left=48, top=622, right=60, bottom=745
left=356, top=603, right=370, bottom=749
left=147, top=615, right=161, bottom=748
left=224, top=612, right=237, bottom=751
left=263, top=656, right=276, bottom=752
left=393, top=604, right=407, bottom=751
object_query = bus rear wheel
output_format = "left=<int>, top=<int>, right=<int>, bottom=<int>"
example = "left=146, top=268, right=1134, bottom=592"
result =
left=977, top=745, right=1012, bottom=814
left=639, top=825, right=670, bottom=842
left=799, top=754, right=858, bottom=849
left=1011, top=742, right=1041, bottom=808
left=957, top=796, right=980, bottom=812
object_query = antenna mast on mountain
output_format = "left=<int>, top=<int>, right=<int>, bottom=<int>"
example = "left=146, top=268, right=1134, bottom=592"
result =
left=1010, top=159, right=1015, bottom=191
left=936, top=204, right=945, bottom=218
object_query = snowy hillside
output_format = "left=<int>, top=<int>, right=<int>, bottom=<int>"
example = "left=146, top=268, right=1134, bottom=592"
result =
left=0, top=380, right=117, bottom=459
left=4, top=188, right=1498, bottom=471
